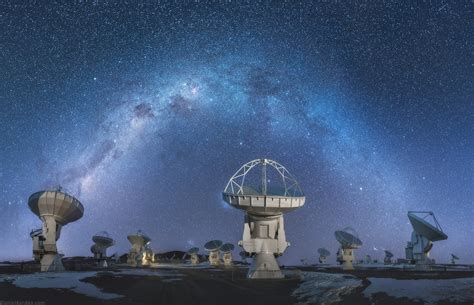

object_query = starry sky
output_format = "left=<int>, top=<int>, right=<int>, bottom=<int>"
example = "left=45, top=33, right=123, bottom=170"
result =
left=0, top=1, right=472, bottom=264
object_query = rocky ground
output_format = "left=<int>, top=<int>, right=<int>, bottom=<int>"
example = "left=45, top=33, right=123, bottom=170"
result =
left=0, top=262, right=473, bottom=305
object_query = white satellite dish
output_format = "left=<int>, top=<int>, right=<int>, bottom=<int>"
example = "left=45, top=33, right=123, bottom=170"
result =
left=221, top=243, right=234, bottom=266
left=335, top=227, right=362, bottom=270
left=91, top=231, right=115, bottom=268
left=317, top=248, right=330, bottom=264
left=184, top=247, right=200, bottom=265
left=384, top=250, right=394, bottom=264
left=405, top=211, right=447, bottom=268
left=451, top=254, right=459, bottom=265
left=28, top=187, right=84, bottom=272
left=223, top=159, right=305, bottom=279
left=127, top=230, right=152, bottom=267
left=204, top=240, right=222, bottom=266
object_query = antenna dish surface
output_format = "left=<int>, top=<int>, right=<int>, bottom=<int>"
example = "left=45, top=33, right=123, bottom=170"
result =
left=204, top=240, right=223, bottom=251
left=93, top=231, right=115, bottom=247
left=223, top=159, right=305, bottom=216
left=127, top=230, right=151, bottom=246
left=451, top=254, right=459, bottom=260
left=335, top=228, right=362, bottom=249
left=318, top=248, right=330, bottom=256
left=28, top=189, right=84, bottom=225
left=384, top=250, right=394, bottom=258
left=408, top=211, right=447, bottom=241
left=187, top=247, right=199, bottom=255
left=221, top=243, right=234, bottom=253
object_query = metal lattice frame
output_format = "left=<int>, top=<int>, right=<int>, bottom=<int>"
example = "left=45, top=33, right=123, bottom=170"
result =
left=408, top=211, right=444, bottom=233
left=224, top=159, right=303, bottom=197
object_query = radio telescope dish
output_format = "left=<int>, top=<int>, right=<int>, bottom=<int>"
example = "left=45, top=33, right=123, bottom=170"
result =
left=223, top=159, right=306, bottom=279
left=127, top=230, right=152, bottom=267
left=451, top=254, right=459, bottom=265
left=185, top=247, right=200, bottom=265
left=220, top=243, right=234, bottom=253
left=318, top=248, right=330, bottom=256
left=408, top=212, right=447, bottom=241
left=335, top=228, right=362, bottom=249
left=335, top=227, right=362, bottom=270
left=204, top=240, right=223, bottom=251
left=405, top=211, right=447, bottom=268
left=187, top=247, right=199, bottom=255
left=221, top=243, right=235, bottom=266
left=318, top=248, right=330, bottom=264
left=384, top=250, right=394, bottom=264
left=92, top=231, right=115, bottom=268
left=204, top=240, right=222, bottom=265
left=28, top=187, right=84, bottom=272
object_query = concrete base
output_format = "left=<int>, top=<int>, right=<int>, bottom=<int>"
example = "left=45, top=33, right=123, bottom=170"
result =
left=40, top=254, right=65, bottom=272
left=337, top=248, right=355, bottom=270
left=99, top=260, right=108, bottom=268
left=248, top=252, right=283, bottom=279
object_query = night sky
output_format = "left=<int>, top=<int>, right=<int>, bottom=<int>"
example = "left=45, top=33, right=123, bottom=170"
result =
left=0, top=1, right=472, bottom=264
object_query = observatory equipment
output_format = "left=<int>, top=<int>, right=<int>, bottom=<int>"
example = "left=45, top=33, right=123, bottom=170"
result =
left=384, top=250, right=394, bottom=264
left=127, top=230, right=151, bottom=267
left=142, top=244, right=155, bottom=266
left=28, top=188, right=84, bottom=272
left=204, top=240, right=222, bottom=265
left=239, top=251, right=248, bottom=264
left=318, top=248, right=330, bottom=264
left=335, top=227, right=363, bottom=270
left=365, top=255, right=372, bottom=264
left=91, top=231, right=115, bottom=267
left=221, top=243, right=235, bottom=266
left=223, top=159, right=305, bottom=279
left=405, top=211, right=447, bottom=268
left=451, top=254, right=459, bottom=265
left=184, top=247, right=200, bottom=265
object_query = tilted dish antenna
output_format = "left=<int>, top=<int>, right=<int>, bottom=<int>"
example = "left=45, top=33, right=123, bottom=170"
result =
left=204, top=240, right=222, bottom=266
left=28, top=187, right=84, bottom=272
left=223, top=159, right=306, bottom=279
left=335, top=227, right=362, bottom=270
left=405, top=211, right=447, bottom=268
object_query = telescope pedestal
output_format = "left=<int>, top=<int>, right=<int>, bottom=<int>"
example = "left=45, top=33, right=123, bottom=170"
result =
left=337, top=248, right=355, bottom=270
left=240, top=214, right=288, bottom=279
left=248, top=252, right=283, bottom=279
left=41, top=254, right=65, bottom=272
left=190, top=254, right=199, bottom=265
left=209, top=250, right=220, bottom=265
left=223, top=253, right=233, bottom=266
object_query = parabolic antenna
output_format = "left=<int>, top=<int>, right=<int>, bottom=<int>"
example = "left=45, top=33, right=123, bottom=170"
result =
left=405, top=211, right=447, bottom=268
left=335, top=227, right=362, bottom=270
left=384, top=250, right=394, bottom=258
left=318, top=248, right=330, bottom=257
left=335, top=228, right=363, bottom=249
left=93, top=231, right=115, bottom=248
left=187, top=247, right=199, bottom=255
left=204, top=240, right=223, bottom=266
left=28, top=188, right=84, bottom=272
left=127, top=230, right=152, bottom=267
left=220, top=243, right=234, bottom=253
left=451, top=254, right=459, bottom=260
left=92, top=231, right=114, bottom=268
left=408, top=211, right=447, bottom=241
left=204, top=240, right=223, bottom=251
left=223, top=159, right=306, bottom=279
left=186, top=247, right=200, bottom=265
left=127, top=230, right=151, bottom=246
